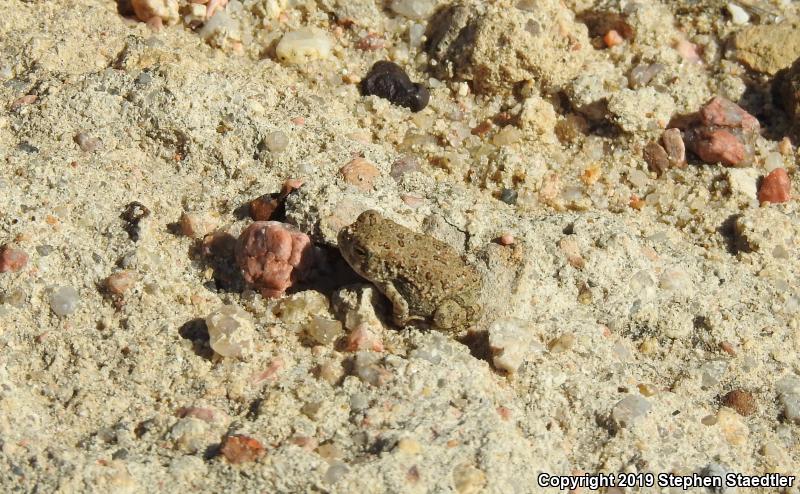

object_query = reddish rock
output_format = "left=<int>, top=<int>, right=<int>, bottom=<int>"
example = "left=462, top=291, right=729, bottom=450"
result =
left=722, top=389, right=757, bottom=417
left=249, top=179, right=303, bottom=221
left=0, top=245, right=28, bottom=273
left=220, top=434, right=265, bottom=464
left=236, top=221, right=314, bottom=298
left=699, top=97, right=760, bottom=132
left=690, top=128, right=747, bottom=166
left=758, top=168, right=791, bottom=204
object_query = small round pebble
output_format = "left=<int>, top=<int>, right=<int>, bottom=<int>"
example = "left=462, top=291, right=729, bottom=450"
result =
left=206, top=305, right=256, bottom=358
left=339, top=158, right=380, bottom=192
left=499, top=188, right=518, bottom=205
left=106, top=271, right=137, bottom=296
left=73, top=132, right=103, bottom=153
left=497, top=233, right=515, bottom=246
left=50, top=286, right=80, bottom=316
left=262, top=130, right=289, bottom=153
left=722, top=389, right=757, bottom=416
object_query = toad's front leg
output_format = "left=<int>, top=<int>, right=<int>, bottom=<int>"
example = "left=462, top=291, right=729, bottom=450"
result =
left=379, top=282, right=411, bottom=327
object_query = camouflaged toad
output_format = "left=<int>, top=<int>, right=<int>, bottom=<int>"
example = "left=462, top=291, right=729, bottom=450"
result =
left=338, top=210, right=482, bottom=332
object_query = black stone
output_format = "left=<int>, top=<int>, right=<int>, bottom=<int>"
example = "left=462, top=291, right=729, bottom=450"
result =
left=360, top=61, right=429, bottom=112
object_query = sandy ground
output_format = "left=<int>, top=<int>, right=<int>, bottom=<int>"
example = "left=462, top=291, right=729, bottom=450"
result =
left=1, top=0, right=800, bottom=492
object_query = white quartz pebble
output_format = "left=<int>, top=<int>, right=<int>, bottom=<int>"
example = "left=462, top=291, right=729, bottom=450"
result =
left=276, top=29, right=332, bottom=64
left=206, top=305, right=256, bottom=358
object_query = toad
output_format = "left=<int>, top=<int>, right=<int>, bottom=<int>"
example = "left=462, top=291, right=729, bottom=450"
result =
left=338, top=210, right=482, bottom=332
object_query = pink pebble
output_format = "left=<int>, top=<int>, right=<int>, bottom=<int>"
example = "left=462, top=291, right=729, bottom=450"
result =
left=346, top=324, right=384, bottom=352
left=676, top=39, right=702, bottom=63
left=0, top=245, right=28, bottom=273
left=690, top=128, right=746, bottom=166
left=758, top=168, right=792, bottom=204
left=699, top=97, right=759, bottom=133
left=498, top=233, right=515, bottom=246
left=236, top=222, right=314, bottom=298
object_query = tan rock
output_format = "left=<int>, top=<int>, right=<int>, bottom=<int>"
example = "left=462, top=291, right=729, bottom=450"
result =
left=734, top=22, right=800, bottom=75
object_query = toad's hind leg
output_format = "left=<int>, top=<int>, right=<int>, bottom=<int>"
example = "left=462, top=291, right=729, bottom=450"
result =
left=432, top=298, right=469, bottom=331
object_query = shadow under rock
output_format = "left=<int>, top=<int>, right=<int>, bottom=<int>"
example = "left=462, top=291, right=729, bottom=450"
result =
left=178, top=318, right=214, bottom=360
left=717, top=213, right=750, bottom=256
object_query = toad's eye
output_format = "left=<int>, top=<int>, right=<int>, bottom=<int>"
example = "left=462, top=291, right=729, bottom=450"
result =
left=353, top=246, right=368, bottom=258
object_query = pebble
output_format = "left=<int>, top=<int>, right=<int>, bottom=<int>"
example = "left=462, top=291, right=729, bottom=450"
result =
left=498, top=233, right=514, bottom=246
left=699, top=97, right=760, bottom=132
left=721, top=389, right=756, bottom=416
left=10, top=94, right=36, bottom=110
left=106, top=270, right=137, bottom=296
left=643, top=141, right=670, bottom=176
left=73, top=132, right=103, bottom=153
left=487, top=318, right=543, bottom=374
left=548, top=333, right=575, bottom=353
left=611, top=395, right=652, bottom=429
left=390, top=156, right=419, bottom=180
left=360, top=61, right=429, bottom=112
left=492, top=126, right=522, bottom=146
left=220, top=434, right=265, bottom=464
left=558, top=238, right=585, bottom=269
left=390, top=0, right=436, bottom=19
left=346, top=324, right=384, bottom=352
left=452, top=463, right=487, bottom=494
left=235, top=221, right=314, bottom=298
left=628, top=63, right=663, bottom=88
left=353, top=351, right=392, bottom=386
left=306, top=316, right=344, bottom=345
left=1, top=287, right=27, bottom=308
left=262, top=130, right=289, bottom=153
left=50, top=286, right=80, bottom=317
left=776, top=375, right=800, bottom=424
left=717, top=408, right=748, bottom=445
left=757, top=168, right=791, bottom=204
left=603, top=29, right=624, bottom=48
left=499, top=188, right=518, bottom=205
left=726, top=3, right=749, bottom=25
left=276, top=28, right=332, bottom=64
left=339, top=158, right=380, bottom=192
left=0, top=245, right=28, bottom=273
left=661, top=128, right=686, bottom=168
left=180, top=211, right=218, bottom=239
left=206, top=305, right=256, bottom=358
left=36, top=244, right=54, bottom=256
left=689, top=128, right=746, bottom=167
left=131, top=0, right=180, bottom=25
